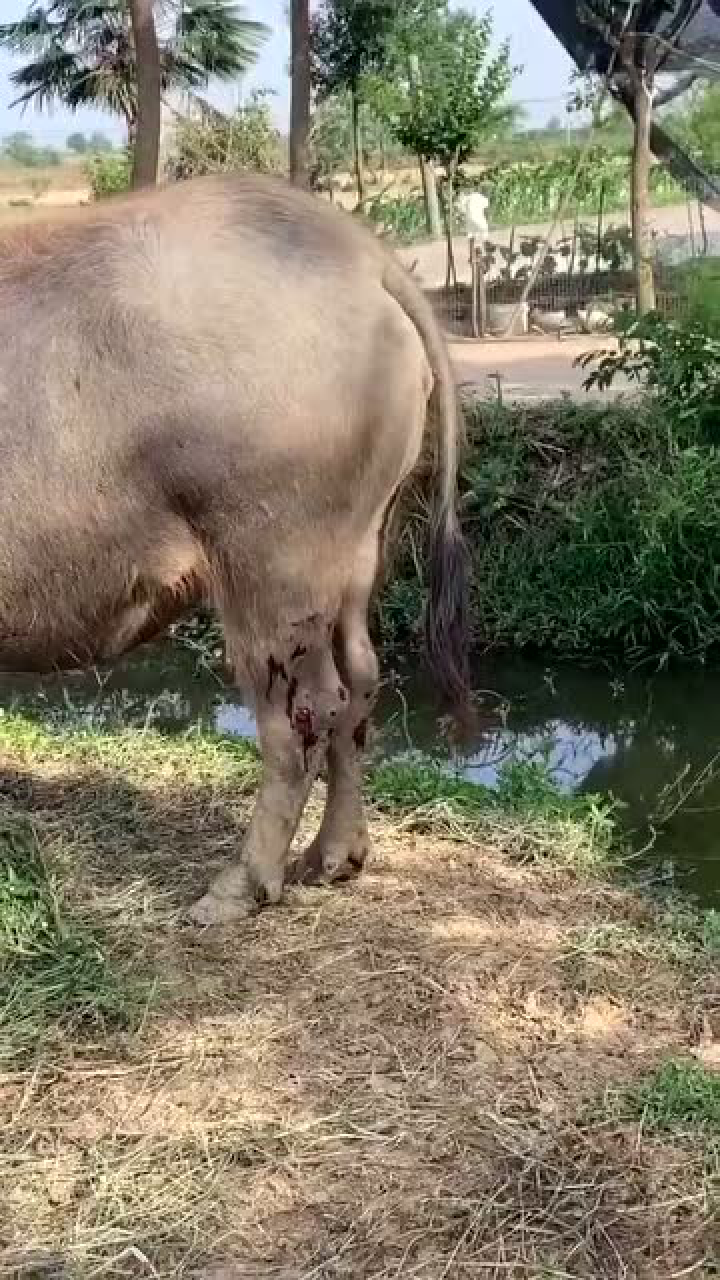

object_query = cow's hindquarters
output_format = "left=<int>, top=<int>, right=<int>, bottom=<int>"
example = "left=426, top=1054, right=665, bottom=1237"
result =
left=188, top=305, right=431, bottom=922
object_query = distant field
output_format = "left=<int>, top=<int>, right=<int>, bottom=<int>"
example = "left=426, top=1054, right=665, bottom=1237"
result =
left=0, top=157, right=90, bottom=225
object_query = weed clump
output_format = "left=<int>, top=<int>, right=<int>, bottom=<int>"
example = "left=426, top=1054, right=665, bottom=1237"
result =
left=368, top=757, right=617, bottom=874
left=0, top=815, right=137, bottom=1062
left=618, top=1060, right=720, bottom=1136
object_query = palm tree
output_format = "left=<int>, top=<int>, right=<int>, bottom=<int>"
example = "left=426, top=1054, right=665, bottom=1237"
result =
left=0, top=0, right=268, bottom=143
left=128, top=0, right=161, bottom=186
left=289, top=0, right=310, bottom=187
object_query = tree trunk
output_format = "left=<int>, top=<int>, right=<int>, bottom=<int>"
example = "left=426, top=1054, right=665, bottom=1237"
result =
left=129, top=0, right=161, bottom=188
left=351, top=87, right=364, bottom=206
left=289, top=0, right=311, bottom=187
left=631, top=68, right=656, bottom=315
left=408, top=54, right=441, bottom=237
left=442, top=153, right=460, bottom=289
left=419, top=154, right=442, bottom=237
left=615, top=80, right=720, bottom=214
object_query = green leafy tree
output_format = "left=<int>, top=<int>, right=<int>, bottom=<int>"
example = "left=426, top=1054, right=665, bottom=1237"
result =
left=66, top=130, right=88, bottom=152
left=310, top=0, right=401, bottom=202
left=375, top=8, right=513, bottom=176
left=0, top=1, right=268, bottom=143
left=309, top=89, right=401, bottom=191
left=372, top=5, right=514, bottom=269
left=674, top=82, right=720, bottom=172
left=89, top=130, right=114, bottom=151
left=3, top=129, right=60, bottom=167
left=308, top=92, right=354, bottom=189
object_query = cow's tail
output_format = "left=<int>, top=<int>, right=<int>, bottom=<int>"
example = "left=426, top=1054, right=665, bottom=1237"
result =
left=382, top=258, right=472, bottom=724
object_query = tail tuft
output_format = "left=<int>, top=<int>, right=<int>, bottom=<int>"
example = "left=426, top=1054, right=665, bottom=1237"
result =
left=425, top=501, right=473, bottom=731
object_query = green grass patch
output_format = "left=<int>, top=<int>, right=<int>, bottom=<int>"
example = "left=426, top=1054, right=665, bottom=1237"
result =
left=566, top=902, right=720, bottom=968
left=367, top=758, right=617, bottom=874
left=0, top=716, right=263, bottom=1061
left=0, top=710, right=260, bottom=778
left=620, top=1060, right=720, bottom=1137
left=0, top=816, right=136, bottom=1062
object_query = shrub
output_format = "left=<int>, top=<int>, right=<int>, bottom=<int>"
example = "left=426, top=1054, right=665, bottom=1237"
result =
left=166, top=93, right=284, bottom=180
left=580, top=310, right=720, bottom=443
left=381, top=397, right=720, bottom=662
left=86, top=149, right=131, bottom=199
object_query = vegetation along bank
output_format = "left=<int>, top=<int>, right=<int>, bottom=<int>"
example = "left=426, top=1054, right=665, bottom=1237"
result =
left=384, top=270, right=720, bottom=664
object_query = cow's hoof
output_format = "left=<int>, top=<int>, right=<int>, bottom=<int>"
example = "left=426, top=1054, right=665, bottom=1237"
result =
left=186, top=890, right=255, bottom=925
left=291, top=840, right=369, bottom=886
left=187, top=861, right=285, bottom=924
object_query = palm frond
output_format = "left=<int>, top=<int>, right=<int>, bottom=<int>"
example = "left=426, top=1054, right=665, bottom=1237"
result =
left=0, top=0, right=269, bottom=122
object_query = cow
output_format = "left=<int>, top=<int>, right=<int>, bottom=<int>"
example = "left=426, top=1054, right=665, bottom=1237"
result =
left=0, top=173, right=469, bottom=924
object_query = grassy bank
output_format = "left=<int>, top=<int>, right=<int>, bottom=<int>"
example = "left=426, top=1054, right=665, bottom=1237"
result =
left=0, top=713, right=717, bottom=1276
left=384, top=395, right=720, bottom=662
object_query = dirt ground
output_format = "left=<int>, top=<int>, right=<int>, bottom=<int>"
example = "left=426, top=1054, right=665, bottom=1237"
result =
left=449, top=333, right=624, bottom=402
left=0, top=723, right=716, bottom=1278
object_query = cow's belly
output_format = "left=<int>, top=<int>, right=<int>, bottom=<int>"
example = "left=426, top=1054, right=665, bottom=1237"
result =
left=0, top=593, right=191, bottom=674
left=0, top=526, right=207, bottom=675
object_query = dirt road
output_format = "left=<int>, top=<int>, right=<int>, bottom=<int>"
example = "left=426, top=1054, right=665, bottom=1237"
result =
left=449, top=333, right=628, bottom=402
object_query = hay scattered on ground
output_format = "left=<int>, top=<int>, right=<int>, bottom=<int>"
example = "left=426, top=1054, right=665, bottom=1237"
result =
left=0, top=719, right=717, bottom=1278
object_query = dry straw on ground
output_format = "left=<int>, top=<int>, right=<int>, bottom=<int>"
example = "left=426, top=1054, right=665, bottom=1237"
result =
left=0, top=723, right=717, bottom=1278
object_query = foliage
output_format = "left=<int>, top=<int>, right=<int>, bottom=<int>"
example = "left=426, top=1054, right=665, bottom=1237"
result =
left=166, top=93, right=283, bottom=179
left=580, top=311, right=720, bottom=442
left=371, top=5, right=514, bottom=172
left=671, top=81, right=720, bottom=174
left=577, top=0, right=687, bottom=68
left=362, top=147, right=683, bottom=243
left=0, top=816, right=134, bottom=1061
left=309, top=89, right=401, bottom=187
left=620, top=1060, right=720, bottom=1135
left=310, top=0, right=399, bottom=100
left=676, top=257, right=720, bottom=336
left=66, top=129, right=88, bottom=153
left=364, top=191, right=432, bottom=241
left=1, top=129, right=61, bottom=167
left=86, top=147, right=131, bottom=197
left=684, top=82, right=720, bottom=171
left=367, top=757, right=617, bottom=872
left=67, top=128, right=113, bottom=153
left=382, top=396, right=720, bottom=662
left=0, top=0, right=267, bottom=134
left=472, top=146, right=682, bottom=224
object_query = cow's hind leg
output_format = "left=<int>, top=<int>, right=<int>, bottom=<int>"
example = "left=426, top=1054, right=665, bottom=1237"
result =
left=294, top=541, right=379, bottom=885
left=189, top=615, right=347, bottom=924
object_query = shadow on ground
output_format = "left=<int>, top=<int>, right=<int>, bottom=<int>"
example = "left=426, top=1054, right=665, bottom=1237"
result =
left=0, top=730, right=715, bottom=1279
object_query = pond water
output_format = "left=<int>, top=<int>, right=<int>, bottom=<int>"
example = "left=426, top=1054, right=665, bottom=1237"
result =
left=2, top=645, right=719, bottom=908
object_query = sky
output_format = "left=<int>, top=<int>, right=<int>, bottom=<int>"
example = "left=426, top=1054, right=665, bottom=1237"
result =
left=0, top=0, right=576, bottom=145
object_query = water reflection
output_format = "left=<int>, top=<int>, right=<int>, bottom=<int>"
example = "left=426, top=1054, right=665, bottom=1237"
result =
left=1, top=647, right=719, bottom=906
